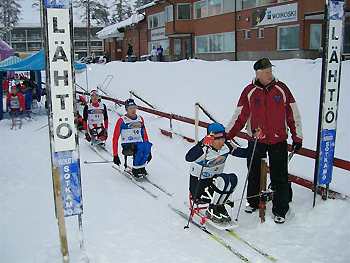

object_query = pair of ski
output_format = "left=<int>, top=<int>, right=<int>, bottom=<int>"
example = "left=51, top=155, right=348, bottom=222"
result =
left=168, top=204, right=277, bottom=262
left=111, top=165, right=174, bottom=198
left=84, top=143, right=173, bottom=198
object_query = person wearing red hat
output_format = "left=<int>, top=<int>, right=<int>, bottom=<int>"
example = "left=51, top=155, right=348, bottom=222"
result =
left=226, top=58, right=303, bottom=224
left=6, top=85, right=25, bottom=115
left=83, top=89, right=109, bottom=146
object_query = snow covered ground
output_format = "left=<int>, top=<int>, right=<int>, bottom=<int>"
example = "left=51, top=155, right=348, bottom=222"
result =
left=1, top=59, right=349, bottom=263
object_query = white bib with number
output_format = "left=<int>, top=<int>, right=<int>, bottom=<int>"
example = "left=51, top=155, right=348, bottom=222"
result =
left=120, top=115, right=143, bottom=143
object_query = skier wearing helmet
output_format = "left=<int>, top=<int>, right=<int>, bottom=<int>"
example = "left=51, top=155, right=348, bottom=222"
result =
left=186, top=122, right=252, bottom=223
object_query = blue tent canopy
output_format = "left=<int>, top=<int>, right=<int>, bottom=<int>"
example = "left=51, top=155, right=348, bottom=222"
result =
left=0, top=49, right=87, bottom=71
left=0, top=50, right=87, bottom=120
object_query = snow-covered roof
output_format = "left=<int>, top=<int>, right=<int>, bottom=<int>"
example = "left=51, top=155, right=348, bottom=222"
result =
left=135, top=1, right=158, bottom=12
left=96, top=13, right=145, bottom=40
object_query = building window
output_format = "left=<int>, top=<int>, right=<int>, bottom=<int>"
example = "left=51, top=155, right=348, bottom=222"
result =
left=258, top=28, right=264, bottom=39
left=209, top=0, right=222, bottom=16
left=209, top=34, right=223, bottom=52
left=148, top=40, right=169, bottom=55
left=195, top=32, right=235, bottom=53
left=133, top=37, right=136, bottom=44
left=223, top=32, right=235, bottom=52
left=278, top=25, right=299, bottom=50
left=174, top=39, right=181, bottom=55
left=149, top=12, right=165, bottom=29
left=166, top=5, right=173, bottom=22
left=195, top=35, right=208, bottom=53
left=223, top=0, right=235, bottom=13
left=194, top=1, right=207, bottom=19
left=159, top=12, right=165, bottom=26
left=310, top=24, right=321, bottom=50
left=245, top=30, right=250, bottom=40
left=178, top=3, right=191, bottom=20
left=242, top=0, right=256, bottom=9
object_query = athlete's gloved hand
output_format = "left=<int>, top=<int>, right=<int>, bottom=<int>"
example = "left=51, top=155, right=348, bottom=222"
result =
left=252, top=126, right=263, bottom=140
left=113, top=155, right=121, bottom=166
left=85, top=132, right=91, bottom=142
left=203, top=135, right=214, bottom=147
left=292, top=141, right=302, bottom=153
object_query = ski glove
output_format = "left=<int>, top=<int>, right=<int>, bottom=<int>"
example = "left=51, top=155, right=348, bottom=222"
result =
left=203, top=135, right=214, bottom=147
left=252, top=126, right=263, bottom=140
left=85, top=132, right=91, bottom=142
left=113, top=155, right=121, bottom=166
left=292, top=142, right=302, bottom=153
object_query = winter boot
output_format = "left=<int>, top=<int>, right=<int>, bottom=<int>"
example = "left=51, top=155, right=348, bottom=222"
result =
left=206, top=205, right=223, bottom=223
left=274, top=214, right=285, bottom=224
left=217, top=204, right=231, bottom=222
left=140, top=167, right=148, bottom=177
left=132, top=168, right=143, bottom=179
left=245, top=205, right=257, bottom=213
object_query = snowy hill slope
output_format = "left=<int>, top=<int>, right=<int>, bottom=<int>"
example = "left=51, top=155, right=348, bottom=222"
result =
left=1, top=59, right=349, bottom=263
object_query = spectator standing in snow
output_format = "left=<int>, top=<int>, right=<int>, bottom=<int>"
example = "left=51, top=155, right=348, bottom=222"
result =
left=151, top=46, right=157, bottom=62
left=104, top=51, right=110, bottom=63
left=225, top=58, right=303, bottom=224
left=157, top=45, right=163, bottom=62
left=127, top=44, right=133, bottom=62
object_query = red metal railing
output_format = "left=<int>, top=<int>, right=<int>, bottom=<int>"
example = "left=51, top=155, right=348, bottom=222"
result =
left=77, top=91, right=349, bottom=199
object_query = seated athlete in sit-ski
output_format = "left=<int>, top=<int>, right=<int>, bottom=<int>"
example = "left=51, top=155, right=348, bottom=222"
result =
left=112, top=98, right=152, bottom=178
left=186, top=123, right=252, bottom=223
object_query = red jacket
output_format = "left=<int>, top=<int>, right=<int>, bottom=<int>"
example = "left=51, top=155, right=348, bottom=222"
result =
left=226, top=78, right=303, bottom=145
left=6, top=93, right=25, bottom=112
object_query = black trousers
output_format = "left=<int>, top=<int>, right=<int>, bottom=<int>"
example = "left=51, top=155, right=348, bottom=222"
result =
left=247, top=141, right=289, bottom=217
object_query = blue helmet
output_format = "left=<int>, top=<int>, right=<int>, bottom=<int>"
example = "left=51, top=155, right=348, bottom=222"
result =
left=207, top=123, right=226, bottom=139
left=125, top=98, right=137, bottom=110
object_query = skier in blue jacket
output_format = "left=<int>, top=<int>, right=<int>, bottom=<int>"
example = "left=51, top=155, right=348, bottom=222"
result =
left=186, top=123, right=252, bottom=223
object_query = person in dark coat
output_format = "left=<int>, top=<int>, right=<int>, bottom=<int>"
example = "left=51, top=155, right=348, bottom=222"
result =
left=127, top=44, right=133, bottom=62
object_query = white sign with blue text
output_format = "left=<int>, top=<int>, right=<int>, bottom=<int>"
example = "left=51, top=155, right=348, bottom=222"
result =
left=317, top=1, right=345, bottom=185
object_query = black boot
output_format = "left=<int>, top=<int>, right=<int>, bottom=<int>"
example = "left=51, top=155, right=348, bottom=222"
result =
left=206, top=205, right=223, bottom=223
left=132, top=168, right=143, bottom=178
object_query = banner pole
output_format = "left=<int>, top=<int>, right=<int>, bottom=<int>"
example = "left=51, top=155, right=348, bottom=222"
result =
left=53, top=166, right=70, bottom=263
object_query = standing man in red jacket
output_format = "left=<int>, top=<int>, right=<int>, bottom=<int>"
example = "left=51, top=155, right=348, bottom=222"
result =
left=226, top=58, right=303, bottom=224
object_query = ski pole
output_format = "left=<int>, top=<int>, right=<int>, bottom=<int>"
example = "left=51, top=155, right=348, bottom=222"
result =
left=33, top=123, right=48, bottom=133
left=235, top=138, right=259, bottom=222
left=288, top=145, right=297, bottom=163
left=83, top=160, right=113, bottom=164
left=184, top=146, right=210, bottom=229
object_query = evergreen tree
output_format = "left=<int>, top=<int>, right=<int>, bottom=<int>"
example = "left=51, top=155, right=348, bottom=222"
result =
left=0, top=0, right=21, bottom=45
left=73, top=0, right=110, bottom=26
left=110, top=0, right=133, bottom=23
left=133, top=0, right=153, bottom=11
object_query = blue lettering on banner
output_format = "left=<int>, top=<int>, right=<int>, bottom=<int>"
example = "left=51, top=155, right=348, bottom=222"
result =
left=54, top=151, right=83, bottom=217
left=45, top=0, right=70, bottom=8
left=318, top=129, right=336, bottom=185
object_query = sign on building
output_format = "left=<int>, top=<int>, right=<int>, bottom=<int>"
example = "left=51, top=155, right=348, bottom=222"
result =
left=252, top=3, right=298, bottom=26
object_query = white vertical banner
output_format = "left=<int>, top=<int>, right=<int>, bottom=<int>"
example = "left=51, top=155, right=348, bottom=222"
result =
left=314, top=1, right=345, bottom=194
left=47, top=8, right=76, bottom=152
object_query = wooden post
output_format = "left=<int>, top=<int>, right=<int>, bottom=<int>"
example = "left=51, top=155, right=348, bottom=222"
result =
left=194, top=103, right=199, bottom=143
left=259, top=158, right=268, bottom=223
left=53, top=166, right=70, bottom=263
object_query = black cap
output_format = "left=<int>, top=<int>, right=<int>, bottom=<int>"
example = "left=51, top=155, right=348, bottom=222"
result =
left=253, top=58, right=274, bottom=71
